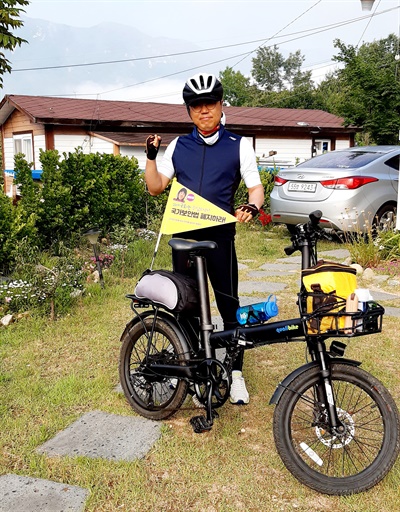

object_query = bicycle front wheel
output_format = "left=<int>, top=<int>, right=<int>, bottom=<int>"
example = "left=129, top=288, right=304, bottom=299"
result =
left=273, top=363, right=400, bottom=495
left=119, top=316, right=189, bottom=420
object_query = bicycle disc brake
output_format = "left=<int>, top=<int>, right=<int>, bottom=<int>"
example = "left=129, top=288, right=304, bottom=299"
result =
left=315, top=407, right=355, bottom=448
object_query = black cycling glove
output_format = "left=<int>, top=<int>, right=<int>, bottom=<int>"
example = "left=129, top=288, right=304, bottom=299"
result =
left=236, top=203, right=260, bottom=217
left=145, top=135, right=161, bottom=160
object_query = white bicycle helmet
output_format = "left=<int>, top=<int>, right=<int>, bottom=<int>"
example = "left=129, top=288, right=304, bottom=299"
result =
left=182, top=73, right=223, bottom=106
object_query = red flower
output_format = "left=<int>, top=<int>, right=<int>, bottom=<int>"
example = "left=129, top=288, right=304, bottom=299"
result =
left=258, top=208, right=272, bottom=227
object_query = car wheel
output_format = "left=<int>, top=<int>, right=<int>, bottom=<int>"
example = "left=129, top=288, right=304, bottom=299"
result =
left=286, top=224, right=297, bottom=235
left=374, top=204, right=397, bottom=233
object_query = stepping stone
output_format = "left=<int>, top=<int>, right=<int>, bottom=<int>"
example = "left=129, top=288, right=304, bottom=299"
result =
left=275, top=256, right=302, bottom=264
left=238, top=262, right=249, bottom=270
left=259, top=262, right=299, bottom=271
left=239, top=296, right=273, bottom=305
left=383, top=307, right=400, bottom=318
left=370, top=290, right=400, bottom=301
left=0, top=474, right=88, bottom=512
left=36, top=410, right=161, bottom=462
left=239, top=281, right=287, bottom=294
left=320, top=249, right=350, bottom=259
left=248, top=270, right=296, bottom=278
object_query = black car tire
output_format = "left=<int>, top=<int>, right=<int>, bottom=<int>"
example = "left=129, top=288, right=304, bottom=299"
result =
left=373, top=203, right=397, bottom=232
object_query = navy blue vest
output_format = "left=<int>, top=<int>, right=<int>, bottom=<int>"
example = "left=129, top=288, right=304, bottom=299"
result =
left=171, top=125, right=242, bottom=215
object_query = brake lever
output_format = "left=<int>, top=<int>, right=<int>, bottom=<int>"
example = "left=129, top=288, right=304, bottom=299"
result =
left=284, top=245, right=297, bottom=256
left=317, top=226, right=332, bottom=241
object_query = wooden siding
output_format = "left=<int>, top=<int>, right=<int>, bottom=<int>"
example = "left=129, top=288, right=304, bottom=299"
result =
left=3, top=109, right=44, bottom=137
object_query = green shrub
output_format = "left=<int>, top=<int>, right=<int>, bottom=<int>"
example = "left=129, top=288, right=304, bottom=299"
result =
left=0, top=191, right=13, bottom=271
left=378, top=230, right=400, bottom=261
left=234, top=169, right=276, bottom=211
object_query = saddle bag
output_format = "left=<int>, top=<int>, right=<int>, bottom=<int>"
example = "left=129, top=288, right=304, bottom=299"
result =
left=301, top=260, right=357, bottom=334
left=134, top=269, right=199, bottom=313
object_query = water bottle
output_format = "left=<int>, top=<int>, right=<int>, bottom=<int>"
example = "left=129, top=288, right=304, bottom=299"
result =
left=236, top=295, right=278, bottom=325
left=355, top=288, right=373, bottom=331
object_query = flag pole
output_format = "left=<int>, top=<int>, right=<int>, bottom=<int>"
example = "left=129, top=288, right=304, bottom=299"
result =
left=150, top=231, right=162, bottom=270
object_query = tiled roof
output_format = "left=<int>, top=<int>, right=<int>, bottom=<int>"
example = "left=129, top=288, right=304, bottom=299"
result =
left=0, top=94, right=353, bottom=131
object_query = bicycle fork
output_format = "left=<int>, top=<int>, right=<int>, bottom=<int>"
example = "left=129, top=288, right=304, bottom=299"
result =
left=311, top=339, right=344, bottom=435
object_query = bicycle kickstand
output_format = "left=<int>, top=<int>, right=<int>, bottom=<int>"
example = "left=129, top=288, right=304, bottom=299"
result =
left=189, top=380, right=219, bottom=434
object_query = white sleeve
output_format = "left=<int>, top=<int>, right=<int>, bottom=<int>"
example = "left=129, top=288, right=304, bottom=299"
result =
left=240, top=137, right=261, bottom=188
left=157, top=137, right=179, bottom=179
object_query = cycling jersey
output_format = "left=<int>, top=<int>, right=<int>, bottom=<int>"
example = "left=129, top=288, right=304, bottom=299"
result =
left=158, top=124, right=261, bottom=215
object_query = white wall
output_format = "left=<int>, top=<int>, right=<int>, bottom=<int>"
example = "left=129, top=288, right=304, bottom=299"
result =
left=33, top=134, right=46, bottom=169
left=256, top=137, right=352, bottom=168
left=3, top=137, right=14, bottom=170
left=335, top=139, right=351, bottom=151
left=256, top=138, right=314, bottom=168
left=3, top=134, right=46, bottom=170
left=54, top=134, right=114, bottom=155
left=121, top=145, right=166, bottom=171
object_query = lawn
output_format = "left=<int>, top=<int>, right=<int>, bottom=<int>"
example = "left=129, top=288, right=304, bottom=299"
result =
left=1, top=224, right=399, bottom=511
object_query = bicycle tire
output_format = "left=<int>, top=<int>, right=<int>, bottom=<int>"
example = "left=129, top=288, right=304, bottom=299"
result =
left=273, top=363, right=400, bottom=495
left=119, top=316, right=189, bottom=420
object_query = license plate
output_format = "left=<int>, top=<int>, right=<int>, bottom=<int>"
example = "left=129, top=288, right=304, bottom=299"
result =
left=287, top=182, right=317, bottom=192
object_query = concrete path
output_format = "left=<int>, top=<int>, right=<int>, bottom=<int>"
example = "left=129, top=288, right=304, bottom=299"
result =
left=0, top=474, right=89, bottom=512
left=36, top=411, right=161, bottom=462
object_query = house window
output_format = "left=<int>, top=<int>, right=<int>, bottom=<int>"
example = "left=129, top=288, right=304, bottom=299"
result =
left=13, top=133, right=33, bottom=162
left=314, top=139, right=331, bottom=155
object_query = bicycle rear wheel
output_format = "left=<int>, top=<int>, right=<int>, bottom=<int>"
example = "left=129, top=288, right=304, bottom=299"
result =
left=273, top=363, right=400, bottom=495
left=119, top=316, right=189, bottom=420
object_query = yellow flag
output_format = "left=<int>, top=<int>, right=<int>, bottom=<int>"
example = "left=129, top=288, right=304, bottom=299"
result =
left=160, top=179, right=237, bottom=235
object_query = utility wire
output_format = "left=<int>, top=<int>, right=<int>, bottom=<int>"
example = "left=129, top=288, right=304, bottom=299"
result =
left=356, top=0, right=381, bottom=47
left=12, top=6, right=398, bottom=73
left=96, top=6, right=400, bottom=98
left=37, top=5, right=399, bottom=100
left=230, top=0, right=322, bottom=69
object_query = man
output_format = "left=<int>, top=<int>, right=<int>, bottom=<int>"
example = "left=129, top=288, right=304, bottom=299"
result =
left=145, top=72, right=264, bottom=404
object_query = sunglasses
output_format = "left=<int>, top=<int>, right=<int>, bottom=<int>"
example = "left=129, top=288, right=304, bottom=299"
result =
left=189, top=102, right=219, bottom=113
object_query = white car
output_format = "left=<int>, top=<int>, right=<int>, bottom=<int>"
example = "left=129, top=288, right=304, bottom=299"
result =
left=270, top=146, right=399, bottom=233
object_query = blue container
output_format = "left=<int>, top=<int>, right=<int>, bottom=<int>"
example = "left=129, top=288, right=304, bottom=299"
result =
left=236, top=295, right=278, bottom=325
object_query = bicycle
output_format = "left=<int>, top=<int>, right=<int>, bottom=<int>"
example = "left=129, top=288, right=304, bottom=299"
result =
left=119, top=210, right=400, bottom=495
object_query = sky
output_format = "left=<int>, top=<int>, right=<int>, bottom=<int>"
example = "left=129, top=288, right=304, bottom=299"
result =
left=11, top=0, right=400, bottom=102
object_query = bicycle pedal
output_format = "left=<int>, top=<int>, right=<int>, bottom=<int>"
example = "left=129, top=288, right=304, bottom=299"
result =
left=190, top=415, right=213, bottom=433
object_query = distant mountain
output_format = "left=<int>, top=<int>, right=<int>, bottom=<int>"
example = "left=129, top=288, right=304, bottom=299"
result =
left=1, top=17, right=223, bottom=101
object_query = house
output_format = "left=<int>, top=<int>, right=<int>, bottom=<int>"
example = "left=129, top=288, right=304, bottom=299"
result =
left=0, top=94, right=360, bottom=197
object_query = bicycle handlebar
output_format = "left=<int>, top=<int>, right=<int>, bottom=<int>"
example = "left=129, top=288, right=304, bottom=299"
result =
left=309, top=210, right=322, bottom=227
left=283, top=210, right=327, bottom=259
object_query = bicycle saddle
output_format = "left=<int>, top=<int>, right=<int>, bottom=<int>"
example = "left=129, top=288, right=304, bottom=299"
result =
left=168, top=238, right=218, bottom=251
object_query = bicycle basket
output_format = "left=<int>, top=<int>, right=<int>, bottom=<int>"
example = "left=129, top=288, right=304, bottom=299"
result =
left=299, top=295, right=384, bottom=337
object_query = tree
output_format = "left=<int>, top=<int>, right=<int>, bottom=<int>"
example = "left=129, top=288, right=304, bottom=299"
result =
left=251, top=46, right=313, bottom=92
left=219, top=45, right=316, bottom=109
left=219, top=67, right=254, bottom=106
left=332, top=35, right=400, bottom=144
left=0, top=0, right=29, bottom=87
left=313, top=71, right=343, bottom=114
